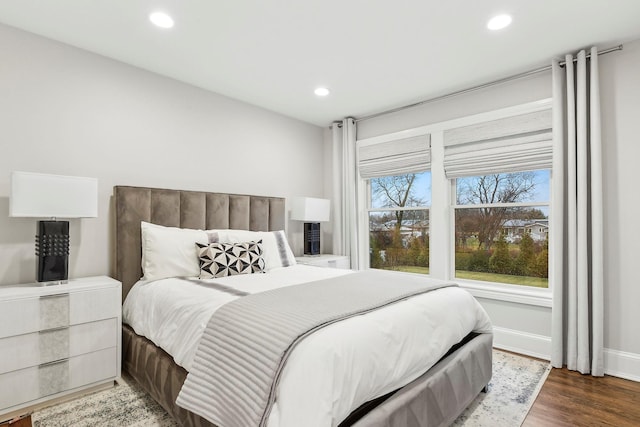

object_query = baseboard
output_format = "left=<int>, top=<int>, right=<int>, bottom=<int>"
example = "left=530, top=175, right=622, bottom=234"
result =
left=604, top=348, right=640, bottom=382
left=492, top=326, right=551, bottom=360
left=492, top=326, right=640, bottom=382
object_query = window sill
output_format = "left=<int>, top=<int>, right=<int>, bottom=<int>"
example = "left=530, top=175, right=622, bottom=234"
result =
left=363, top=268, right=552, bottom=307
left=455, top=279, right=552, bottom=307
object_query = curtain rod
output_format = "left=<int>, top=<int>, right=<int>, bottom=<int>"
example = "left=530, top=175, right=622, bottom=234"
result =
left=353, top=45, right=623, bottom=123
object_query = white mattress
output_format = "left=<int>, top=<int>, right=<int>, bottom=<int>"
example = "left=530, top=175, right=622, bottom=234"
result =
left=123, top=265, right=492, bottom=427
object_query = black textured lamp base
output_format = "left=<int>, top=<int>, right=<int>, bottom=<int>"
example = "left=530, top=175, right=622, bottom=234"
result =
left=303, top=222, right=321, bottom=256
left=36, top=220, right=70, bottom=283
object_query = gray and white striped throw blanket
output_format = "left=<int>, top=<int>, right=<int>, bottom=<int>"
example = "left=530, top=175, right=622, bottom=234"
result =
left=176, top=269, right=456, bottom=427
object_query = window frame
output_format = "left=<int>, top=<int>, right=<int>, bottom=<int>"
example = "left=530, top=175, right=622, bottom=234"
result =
left=355, top=99, right=553, bottom=307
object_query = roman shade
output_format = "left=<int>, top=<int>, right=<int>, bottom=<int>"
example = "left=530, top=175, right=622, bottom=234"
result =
left=443, top=109, right=552, bottom=178
left=358, top=134, right=431, bottom=179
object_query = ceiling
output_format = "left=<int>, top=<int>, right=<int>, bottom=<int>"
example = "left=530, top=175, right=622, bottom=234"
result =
left=1, top=1, right=640, bottom=126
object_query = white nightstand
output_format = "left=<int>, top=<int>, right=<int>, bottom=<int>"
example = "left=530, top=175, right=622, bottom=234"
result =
left=0, top=276, right=121, bottom=419
left=295, top=254, right=351, bottom=269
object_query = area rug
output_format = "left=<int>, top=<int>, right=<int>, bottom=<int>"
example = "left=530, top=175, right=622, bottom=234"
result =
left=452, top=349, right=551, bottom=426
left=31, top=376, right=175, bottom=427
left=32, top=349, right=550, bottom=427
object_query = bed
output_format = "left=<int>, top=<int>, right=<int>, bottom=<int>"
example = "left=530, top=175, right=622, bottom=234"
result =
left=114, top=185, right=493, bottom=427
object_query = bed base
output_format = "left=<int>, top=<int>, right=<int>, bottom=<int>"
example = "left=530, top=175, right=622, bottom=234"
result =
left=123, top=324, right=492, bottom=427
left=349, top=332, right=492, bottom=427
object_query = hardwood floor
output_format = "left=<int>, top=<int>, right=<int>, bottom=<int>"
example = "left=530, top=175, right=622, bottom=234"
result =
left=522, top=367, right=640, bottom=426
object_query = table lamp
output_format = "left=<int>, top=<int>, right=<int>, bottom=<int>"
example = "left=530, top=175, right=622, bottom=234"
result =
left=9, top=171, right=98, bottom=283
left=291, top=197, right=330, bottom=256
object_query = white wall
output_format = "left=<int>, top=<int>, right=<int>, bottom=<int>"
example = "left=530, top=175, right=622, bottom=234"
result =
left=353, top=40, right=640, bottom=380
left=599, top=40, right=640, bottom=360
left=0, top=23, right=325, bottom=285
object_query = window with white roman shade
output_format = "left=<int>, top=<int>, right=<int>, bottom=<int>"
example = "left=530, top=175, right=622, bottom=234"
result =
left=443, top=109, right=552, bottom=178
left=355, top=99, right=554, bottom=301
left=358, top=134, right=430, bottom=179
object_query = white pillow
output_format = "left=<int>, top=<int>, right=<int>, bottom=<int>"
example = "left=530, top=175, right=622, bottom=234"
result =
left=140, top=221, right=209, bottom=281
left=213, top=229, right=296, bottom=271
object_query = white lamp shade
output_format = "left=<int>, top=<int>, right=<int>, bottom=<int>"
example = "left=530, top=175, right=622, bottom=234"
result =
left=10, top=171, right=98, bottom=218
left=291, top=197, right=330, bottom=222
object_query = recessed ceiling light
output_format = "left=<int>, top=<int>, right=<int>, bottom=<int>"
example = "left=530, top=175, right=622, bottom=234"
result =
left=314, top=87, right=330, bottom=97
left=149, top=12, right=174, bottom=29
left=487, top=14, right=512, bottom=31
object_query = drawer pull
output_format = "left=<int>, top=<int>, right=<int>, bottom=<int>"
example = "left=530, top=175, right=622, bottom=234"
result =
left=39, top=293, right=69, bottom=299
left=39, top=325, right=69, bottom=333
left=39, top=358, right=69, bottom=368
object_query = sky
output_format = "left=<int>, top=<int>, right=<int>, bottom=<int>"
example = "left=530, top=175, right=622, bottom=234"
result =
left=370, top=170, right=550, bottom=210
left=456, top=170, right=550, bottom=204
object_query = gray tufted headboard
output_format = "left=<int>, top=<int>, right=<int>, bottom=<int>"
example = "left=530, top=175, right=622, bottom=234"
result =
left=114, top=186, right=285, bottom=302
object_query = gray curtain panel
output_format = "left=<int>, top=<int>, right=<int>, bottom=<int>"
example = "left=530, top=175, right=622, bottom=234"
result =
left=550, top=47, right=604, bottom=376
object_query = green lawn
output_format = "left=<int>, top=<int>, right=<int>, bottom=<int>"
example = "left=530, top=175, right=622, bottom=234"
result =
left=455, top=270, right=548, bottom=288
left=388, top=266, right=430, bottom=275
left=381, top=266, right=548, bottom=288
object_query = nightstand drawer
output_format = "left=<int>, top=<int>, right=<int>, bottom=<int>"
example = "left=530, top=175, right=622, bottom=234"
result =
left=0, top=318, right=117, bottom=374
left=0, top=347, right=117, bottom=411
left=296, top=255, right=351, bottom=269
left=0, top=286, right=120, bottom=339
left=325, top=258, right=350, bottom=269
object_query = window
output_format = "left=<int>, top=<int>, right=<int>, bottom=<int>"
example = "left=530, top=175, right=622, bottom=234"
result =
left=454, top=170, right=549, bottom=288
left=356, top=100, right=553, bottom=305
left=368, top=172, right=431, bottom=274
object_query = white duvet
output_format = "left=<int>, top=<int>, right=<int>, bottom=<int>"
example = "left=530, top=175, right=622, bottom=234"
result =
left=123, top=265, right=492, bottom=427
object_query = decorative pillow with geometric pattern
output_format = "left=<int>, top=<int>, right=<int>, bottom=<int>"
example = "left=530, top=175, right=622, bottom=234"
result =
left=196, top=240, right=266, bottom=279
